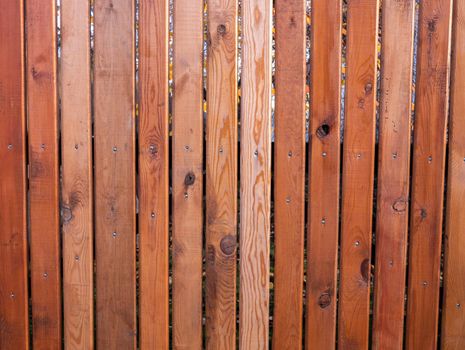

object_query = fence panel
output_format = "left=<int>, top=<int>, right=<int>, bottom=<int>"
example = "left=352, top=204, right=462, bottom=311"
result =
left=0, top=1, right=28, bottom=349
left=405, top=1, right=453, bottom=348
left=93, top=0, right=136, bottom=348
left=442, top=1, right=465, bottom=348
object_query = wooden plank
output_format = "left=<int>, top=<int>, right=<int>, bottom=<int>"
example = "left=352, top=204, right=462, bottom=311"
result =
left=26, top=0, right=62, bottom=348
left=0, top=1, right=29, bottom=349
left=94, top=0, right=136, bottom=348
left=172, top=0, right=204, bottom=347
left=239, top=0, right=272, bottom=348
left=371, top=1, right=415, bottom=349
left=272, top=0, right=306, bottom=348
left=441, top=1, right=465, bottom=348
left=60, top=0, right=93, bottom=348
left=205, top=0, right=238, bottom=348
left=405, top=0, right=453, bottom=348
left=305, top=0, right=341, bottom=348
left=337, top=0, right=379, bottom=348
left=138, top=0, right=169, bottom=348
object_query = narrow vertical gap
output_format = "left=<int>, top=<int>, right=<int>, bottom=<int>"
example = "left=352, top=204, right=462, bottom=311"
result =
left=403, top=1, right=420, bottom=346
left=336, top=0, right=348, bottom=347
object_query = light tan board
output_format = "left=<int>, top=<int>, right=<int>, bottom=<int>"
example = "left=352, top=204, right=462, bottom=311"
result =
left=239, top=0, right=272, bottom=348
left=338, top=0, right=379, bottom=349
left=61, top=0, right=94, bottom=348
left=139, top=0, right=170, bottom=348
left=205, top=0, right=238, bottom=349
left=372, top=1, right=415, bottom=349
left=94, top=0, right=137, bottom=348
left=0, top=0, right=29, bottom=348
left=172, top=0, right=204, bottom=348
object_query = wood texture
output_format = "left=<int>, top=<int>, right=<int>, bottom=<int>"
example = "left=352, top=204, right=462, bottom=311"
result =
left=94, top=0, right=136, bottom=348
left=272, top=0, right=306, bottom=348
left=372, top=1, right=415, bottom=349
left=305, top=1, right=341, bottom=348
left=0, top=1, right=28, bottom=348
left=172, top=0, right=204, bottom=348
left=26, top=0, right=62, bottom=348
left=405, top=1, right=453, bottom=349
left=60, top=0, right=93, bottom=348
left=205, top=0, right=238, bottom=348
left=442, top=1, right=465, bottom=348
left=139, top=0, right=169, bottom=348
left=239, top=0, right=272, bottom=348
left=338, top=0, right=379, bottom=349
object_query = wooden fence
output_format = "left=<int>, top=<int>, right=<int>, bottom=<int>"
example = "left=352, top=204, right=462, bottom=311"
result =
left=0, top=0, right=464, bottom=349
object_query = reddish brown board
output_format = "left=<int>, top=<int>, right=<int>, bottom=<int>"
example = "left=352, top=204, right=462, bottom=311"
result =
left=0, top=1, right=29, bottom=349
left=372, top=1, right=415, bottom=349
left=272, top=0, right=306, bottom=348
left=205, top=0, right=238, bottom=348
left=239, top=0, right=272, bottom=348
left=338, top=0, right=379, bottom=349
left=305, top=1, right=341, bottom=348
left=138, top=0, right=170, bottom=349
left=26, top=0, right=62, bottom=348
left=405, top=1, right=453, bottom=349
left=172, top=0, right=204, bottom=348
left=441, top=1, right=465, bottom=348
left=60, top=0, right=94, bottom=348
left=94, top=0, right=137, bottom=348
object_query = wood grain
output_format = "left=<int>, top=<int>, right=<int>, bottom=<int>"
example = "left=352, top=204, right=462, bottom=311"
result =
left=138, top=0, right=169, bottom=348
left=239, top=0, right=272, bottom=348
left=0, top=1, right=29, bottom=348
left=94, top=0, right=136, bottom=348
left=26, top=0, right=62, bottom=348
left=372, top=1, right=415, bottom=349
left=172, top=0, right=204, bottom=348
left=205, top=0, right=238, bottom=348
left=405, top=1, right=453, bottom=349
left=305, top=1, right=341, bottom=348
left=272, top=0, right=306, bottom=348
left=338, top=0, right=379, bottom=349
left=60, top=0, right=93, bottom=348
left=441, top=1, right=465, bottom=348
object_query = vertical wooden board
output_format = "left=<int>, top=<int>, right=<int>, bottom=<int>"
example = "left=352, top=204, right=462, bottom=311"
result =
left=172, top=0, right=204, bottom=348
left=239, top=0, right=272, bottom=348
left=372, top=1, right=415, bottom=349
left=305, top=0, right=341, bottom=348
left=442, top=1, right=465, bottom=348
left=60, top=0, right=93, bottom=348
left=405, top=0, right=452, bottom=349
left=0, top=1, right=29, bottom=349
left=26, top=0, right=62, bottom=348
left=272, top=0, right=306, bottom=349
left=338, top=0, right=379, bottom=349
left=138, top=0, right=169, bottom=348
left=94, top=0, right=136, bottom=348
left=205, top=0, right=238, bottom=349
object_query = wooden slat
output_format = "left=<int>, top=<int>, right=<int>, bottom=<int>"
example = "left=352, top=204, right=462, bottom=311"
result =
left=94, top=0, right=136, bottom=348
left=272, top=0, right=306, bottom=348
left=338, top=0, right=379, bottom=348
left=405, top=0, right=453, bottom=348
left=372, top=1, right=415, bottom=349
left=138, top=0, right=169, bottom=348
left=442, top=1, right=465, bottom=348
left=172, top=0, right=204, bottom=347
left=60, top=0, right=93, bottom=348
left=239, top=0, right=272, bottom=348
left=0, top=1, right=28, bottom=348
left=205, top=0, right=238, bottom=348
left=26, top=0, right=62, bottom=348
left=305, top=0, right=341, bottom=348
